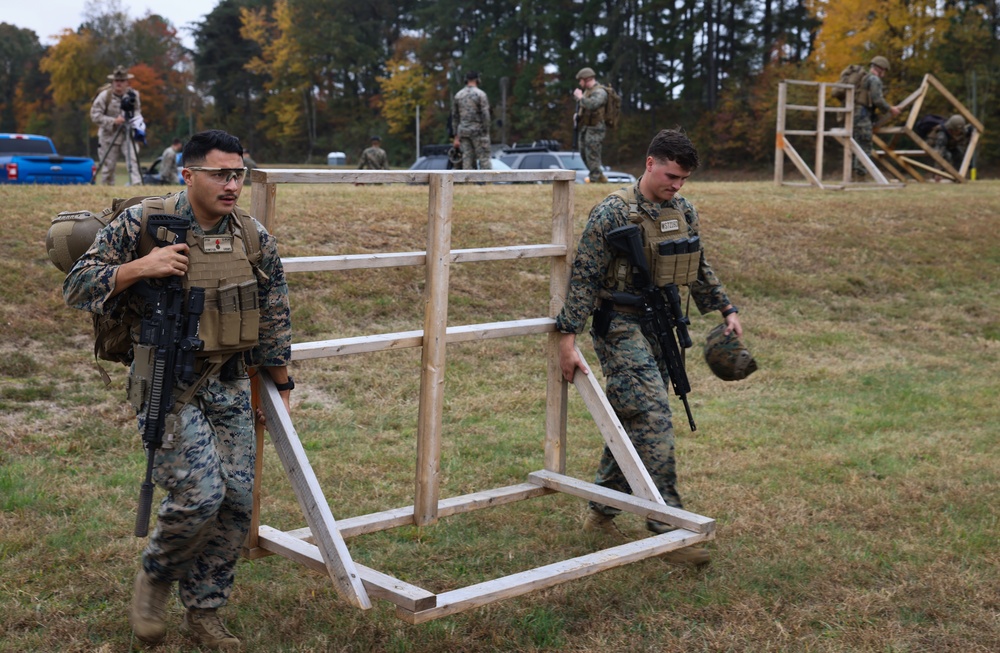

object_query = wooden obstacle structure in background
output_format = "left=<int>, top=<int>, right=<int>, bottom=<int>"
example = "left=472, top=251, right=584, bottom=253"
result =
left=242, top=168, right=715, bottom=623
left=775, top=75, right=983, bottom=189
left=872, top=74, right=984, bottom=184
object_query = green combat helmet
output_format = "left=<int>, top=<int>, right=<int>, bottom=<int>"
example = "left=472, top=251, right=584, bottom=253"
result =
left=704, top=323, right=758, bottom=381
left=46, top=210, right=111, bottom=273
left=870, top=56, right=890, bottom=71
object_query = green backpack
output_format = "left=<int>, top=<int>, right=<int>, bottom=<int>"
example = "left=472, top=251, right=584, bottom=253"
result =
left=602, top=84, right=622, bottom=129
left=831, top=64, right=869, bottom=104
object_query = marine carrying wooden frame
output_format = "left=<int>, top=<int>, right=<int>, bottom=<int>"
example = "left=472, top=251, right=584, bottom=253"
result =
left=242, top=168, right=715, bottom=623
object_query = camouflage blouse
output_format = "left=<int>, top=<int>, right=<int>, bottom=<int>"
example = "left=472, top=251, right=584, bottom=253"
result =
left=63, top=190, right=292, bottom=368
left=555, top=179, right=732, bottom=335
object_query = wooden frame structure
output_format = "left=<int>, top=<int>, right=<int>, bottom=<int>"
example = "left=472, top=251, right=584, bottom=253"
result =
left=775, top=74, right=983, bottom=189
left=242, top=168, right=715, bottom=623
left=872, top=74, right=984, bottom=184
left=775, top=78, right=903, bottom=190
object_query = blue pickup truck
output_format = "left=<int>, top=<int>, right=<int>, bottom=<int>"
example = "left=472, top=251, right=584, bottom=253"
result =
left=0, top=133, right=95, bottom=184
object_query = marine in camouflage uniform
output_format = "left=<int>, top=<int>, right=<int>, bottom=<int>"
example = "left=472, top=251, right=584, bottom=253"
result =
left=90, top=65, right=143, bottom=186
left=852, top=56, right=901, bottom=180
left=574, top=67, right=608, bottom=183
left=556, top=130, right=742, bottom=565
left=928, top=115, right=973, bottom=172
left=451, top=71, right=493, bottom=170
left=63, top=130, right=291, bottom=648
left=358, top=136, right=389, bottom=170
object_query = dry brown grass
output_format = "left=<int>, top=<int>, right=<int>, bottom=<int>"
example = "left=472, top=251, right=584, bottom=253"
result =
left=1, top=179, right=997, bottom=652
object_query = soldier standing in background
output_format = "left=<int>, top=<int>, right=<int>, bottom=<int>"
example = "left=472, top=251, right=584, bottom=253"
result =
left=90, top=65, right=143, bottom=186
left=358, top=136, right=389, bottom=169
left=852, top=56, right=901, bottom=182
left=451, top=71, right=492, bottom=170
left=574, top=67, right=609, bottom=183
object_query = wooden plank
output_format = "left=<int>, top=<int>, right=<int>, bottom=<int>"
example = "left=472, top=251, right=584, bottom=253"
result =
left=781, top=139, right=824, bottom=188
left=415, top=174, right=452, bottom=525
left=545, top=179, right=573, bottom=473
left=925, top=74, right=985, bottom=132
left=279, top=483, right=553, bottom=541
left=872, top=135, right=924, bottom=182
left=250, top=168, right=576, bottom=185
left=291, top=318, right=556, bottom=360
left=259, top=375, right=371, bottom=609
left=398, top=528, right=712, bottom=624
left=528, top=470, right=714, bottom=534
left=571, top=346, right=664, bottom=504
left=248, top=181, right=277, bottom=231
left=256, top=526, right=437, bottom=611
left=281, top=244, right=568, bottom=273
left=774, top=82, right=787, bottom=185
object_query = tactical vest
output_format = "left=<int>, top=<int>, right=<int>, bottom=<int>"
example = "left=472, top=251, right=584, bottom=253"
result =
left=578, top=86, right=606, bottom=127
left=135, top=196, right=262, bottom=363
left=603, top=187, right=701, bottom=292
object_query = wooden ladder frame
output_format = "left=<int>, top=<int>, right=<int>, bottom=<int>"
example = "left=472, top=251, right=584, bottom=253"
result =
left=241, top=168, right=715, bottom=624
left=775, top=78, right=905, bottom=190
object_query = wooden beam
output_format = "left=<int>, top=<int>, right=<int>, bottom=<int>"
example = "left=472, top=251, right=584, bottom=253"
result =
left=256, top=526, right=437, bottom=612
left=397, top=528, right=712, bottom=624
left=250, top=169, right=576, bottom=185
left=259, top=375, right=371, bottom=609
left=571, top=347, right=664, bottom=504
left=290, top=317, right=556, bottom=360
left=415, top=174, right=452, bottom=525
left=281, top=244, right=568, bottom=273
left=527, top=470, right=715, bottom=534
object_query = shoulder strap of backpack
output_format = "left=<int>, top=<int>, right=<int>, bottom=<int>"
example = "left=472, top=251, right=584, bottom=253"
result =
left=610, top=187, right=639, bottom=222
left=231, top=206, right=263, bottom=270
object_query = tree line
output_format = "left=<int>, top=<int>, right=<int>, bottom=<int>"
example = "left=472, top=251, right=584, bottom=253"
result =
left=1, top=0, right=996, bottom=171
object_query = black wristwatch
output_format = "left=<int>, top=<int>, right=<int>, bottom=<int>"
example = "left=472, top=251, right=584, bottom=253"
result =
left=274, top=376, right=295, bottom=392
left=721, top=305, right=739, bottom=318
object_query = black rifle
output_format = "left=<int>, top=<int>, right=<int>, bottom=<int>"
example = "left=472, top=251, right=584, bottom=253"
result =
left=606, top=224, right=697, bottom=431
left=572, top=100, right=580, bottom=150
left=133, top=215, right=205, bottom=537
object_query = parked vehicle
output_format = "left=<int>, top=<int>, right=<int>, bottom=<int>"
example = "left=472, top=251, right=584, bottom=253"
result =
left=0, top=133, right=95, bottom=185
left=409, top=144, right=513, bottom=175
left=495, top=141, right=635, bottom=185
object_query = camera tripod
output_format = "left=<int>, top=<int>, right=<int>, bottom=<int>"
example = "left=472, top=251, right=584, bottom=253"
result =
left=91, top=117, right=142, bottom=186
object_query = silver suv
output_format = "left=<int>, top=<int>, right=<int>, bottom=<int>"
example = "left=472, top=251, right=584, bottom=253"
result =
left=496, top=142, right=635, bottom=185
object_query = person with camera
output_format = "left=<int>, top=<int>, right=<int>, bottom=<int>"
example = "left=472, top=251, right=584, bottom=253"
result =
left=90, top=65, right=143, bottom=186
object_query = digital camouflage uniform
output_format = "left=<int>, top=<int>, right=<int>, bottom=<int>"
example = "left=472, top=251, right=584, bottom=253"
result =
left=555, top=181, right=731, bottom=514
left=358, top=145, right=389, bottom=170
left=852, top=73, right=894, bottom=177
left=90, top=86, right=143, bottom=186
left=63, top=190, right=291, bottom=610
left=451, top=85, right=493, bottom=170
left=577, top=84, right=608, bottom=182
left=159, top=145, right=179, bottom=184
left=928, top=124, right=972, bottom=170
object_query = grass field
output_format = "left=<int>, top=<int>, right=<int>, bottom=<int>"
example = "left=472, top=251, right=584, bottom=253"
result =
left=1, top=178, right=997, bottom=652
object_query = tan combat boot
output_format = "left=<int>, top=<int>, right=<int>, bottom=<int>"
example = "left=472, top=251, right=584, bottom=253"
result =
left=129, top=569, right=171, bottom=644
left=661, top=545, right=711, bottom=568
left=183, top=607, right=242, bottom=650
left=647, top=520, right=711, bottom=567
left=582, top=508, right=626, bottom=538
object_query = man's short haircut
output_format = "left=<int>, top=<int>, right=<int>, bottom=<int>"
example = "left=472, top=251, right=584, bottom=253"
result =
left=172, top=138, right=182, bottom=146
left=182, top=129, right=243, bottom=166
left=646, top=129, right=700, bottom=171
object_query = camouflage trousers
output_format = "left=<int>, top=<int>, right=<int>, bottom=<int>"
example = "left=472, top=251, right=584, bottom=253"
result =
left=852, top=109, right=874, bottom=176
left=457, top=134, right=493, bottom=170
left=138, top=373, right=254, bottom=610
left=97, top=129, right=142, bottom=186
left=589, top=313, right=683, bottom=515
left=579, top=125, right=606, bottom=181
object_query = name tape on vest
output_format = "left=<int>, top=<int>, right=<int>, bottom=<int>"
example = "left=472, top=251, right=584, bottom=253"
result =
left=660, top=219, right=680, bottom=233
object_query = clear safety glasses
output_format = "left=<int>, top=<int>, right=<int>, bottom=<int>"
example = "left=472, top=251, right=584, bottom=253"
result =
left=185, top=166, right=248, bottom=185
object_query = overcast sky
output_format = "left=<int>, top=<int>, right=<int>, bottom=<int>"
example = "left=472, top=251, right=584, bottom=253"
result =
left=5, top=0, right=215, bottom=50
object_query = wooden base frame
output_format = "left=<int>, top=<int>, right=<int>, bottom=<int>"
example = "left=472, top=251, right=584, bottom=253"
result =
left=243, top=168, right=716, bottom=622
